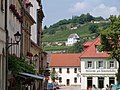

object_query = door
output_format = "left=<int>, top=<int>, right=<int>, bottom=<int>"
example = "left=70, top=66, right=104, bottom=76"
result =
left=66, top=79, right=70, bottom=86
left=109, top=77, right=115, bottom=85
left=87, top=77, right=92, bottom=88
left=98, top=77, right=104, bottom=89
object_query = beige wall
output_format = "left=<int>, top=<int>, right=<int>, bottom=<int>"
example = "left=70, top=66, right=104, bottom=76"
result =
left=8, top=0, right=21, bottom=57
left=30, top=41, right=41, bottom=72
left=0, top=0, right=6, bottom=89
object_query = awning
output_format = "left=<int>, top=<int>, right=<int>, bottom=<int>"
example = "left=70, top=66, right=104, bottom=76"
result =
left=19, top=72, right=44, bottom=80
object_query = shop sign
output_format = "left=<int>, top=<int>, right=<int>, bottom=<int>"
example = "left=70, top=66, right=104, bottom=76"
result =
left=86, top=69, right=116, bottom=72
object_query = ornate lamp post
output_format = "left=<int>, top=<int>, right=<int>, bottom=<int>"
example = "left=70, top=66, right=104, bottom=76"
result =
left=6, top=31, right=21, bottom=90
left=7, top=31, right=21, bottom=49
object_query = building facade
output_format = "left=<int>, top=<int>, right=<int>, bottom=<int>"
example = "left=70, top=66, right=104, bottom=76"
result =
left=49, top=54, right=81, bottom=86
left=20, top=0, right=45, bottom=90
left=66, top=33, right=80, bottom=46
left=0, top=0, right=6, bottom=90
left=81, top=37, right=118, bottom=90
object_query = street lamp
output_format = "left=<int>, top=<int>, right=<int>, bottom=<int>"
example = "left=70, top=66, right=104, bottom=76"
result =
left=7, top=31, right=21, bottom=49
left=6, top=31, right=21, bottom=90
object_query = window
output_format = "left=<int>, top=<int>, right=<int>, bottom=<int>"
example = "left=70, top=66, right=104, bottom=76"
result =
left=109, top=77, right=115, bottom=85
left=59, top=68, right=62, bottom=73
left=87, top=61, right=92, bottom=68
left=67, top=68, right=70, bottom=73
left=98, top=61, right=103, bottom=68
left=74, top=77, right=77, bottom=83
left=59, top=77, right=62, bottom=83
left=110, top=61, right=114, bottom=68
left=74, top=68, right=77, bottom=73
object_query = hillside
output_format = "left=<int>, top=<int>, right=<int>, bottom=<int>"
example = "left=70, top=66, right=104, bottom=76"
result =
left=42, top=13, right=110, bottom=52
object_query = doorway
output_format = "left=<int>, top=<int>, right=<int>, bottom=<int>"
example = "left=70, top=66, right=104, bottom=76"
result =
left=66, top=79, right=70, bottom=86
left=109, top=77, right=115, bottom=85
left=87, top=77, right=92, bottom=88
left=98, top=77, right=104, bottom=89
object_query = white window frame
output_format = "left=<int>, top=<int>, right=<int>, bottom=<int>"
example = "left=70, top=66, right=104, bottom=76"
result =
left=110, top=61, right=114, bottom=68
left=87, top=61, right=92, bottom=69
left=98, top=61, right=104, bottom=68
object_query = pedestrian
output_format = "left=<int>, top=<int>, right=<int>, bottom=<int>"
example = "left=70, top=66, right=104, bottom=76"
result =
left=92, top=85, right=97, bottom=90
left=106, top=84, right=109, bottom=90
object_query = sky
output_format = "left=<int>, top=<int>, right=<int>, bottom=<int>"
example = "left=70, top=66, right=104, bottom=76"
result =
left=42, top=0, right=120, bottom=27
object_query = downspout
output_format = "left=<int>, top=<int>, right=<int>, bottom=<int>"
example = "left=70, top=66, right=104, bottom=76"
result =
left=5, top=0, right=8, bottom=90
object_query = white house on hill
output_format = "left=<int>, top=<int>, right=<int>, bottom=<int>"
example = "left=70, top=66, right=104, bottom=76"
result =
left=66, top=33, right=80, bottom=46
left=49, top=53, right=81, bottom=86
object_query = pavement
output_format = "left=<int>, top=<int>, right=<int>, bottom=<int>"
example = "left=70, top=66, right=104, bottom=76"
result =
left=59, top=86, right=81, bottom=90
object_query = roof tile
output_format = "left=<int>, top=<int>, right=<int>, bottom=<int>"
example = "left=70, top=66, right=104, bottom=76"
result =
left=81, top=36, right=109, bottom=58
left=50, top=53, right=81, bottom=67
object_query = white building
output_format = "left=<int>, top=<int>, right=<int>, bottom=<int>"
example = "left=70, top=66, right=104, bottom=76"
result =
left=49, top=53, right=81, bottom=86
left=81, top=37, right=118, bottom=90
left=66, top=33, right=80, bottom=46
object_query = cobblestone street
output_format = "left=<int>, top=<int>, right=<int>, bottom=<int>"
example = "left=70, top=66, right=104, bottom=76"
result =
left=59, top=86, right=81, bottom=90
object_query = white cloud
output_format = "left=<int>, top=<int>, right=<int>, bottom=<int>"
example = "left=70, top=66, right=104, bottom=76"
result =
left=69, top=1, right=120, bottom=18
left=90, top=4, right=119, bottom=18
left=69, top=2, right=91, bottom=13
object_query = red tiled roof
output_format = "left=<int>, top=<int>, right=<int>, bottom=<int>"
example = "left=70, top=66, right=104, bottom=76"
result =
left=50, top=53, right=81, bottom=67
left=83, top=41, right=92, bottom=47
left=81, top=37, right=109, bottom=58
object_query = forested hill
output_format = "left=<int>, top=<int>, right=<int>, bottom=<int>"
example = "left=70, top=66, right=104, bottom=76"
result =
left=42, top=13, right=110, bottom=52
left=42, top=13, right=109, bottom=42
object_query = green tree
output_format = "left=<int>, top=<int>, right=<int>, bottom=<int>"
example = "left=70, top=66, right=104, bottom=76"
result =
left=50, top=70, right=59, bottom=82
left=44, top=25, right=48, bottom=29
left=89, top=24, right=99, bottom=37
left=99, top=15, right=120, bottom=84
left=67, top=39, right=85, bottom=53
left=89, top=24, right=98, bottom=33
left=8, top=54, right=35, bottom=74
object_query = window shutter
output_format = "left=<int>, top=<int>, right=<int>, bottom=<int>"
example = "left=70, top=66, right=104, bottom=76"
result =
left=85, top=61, right=88, bottom=69
left=107, top=61, right=110, bottom=69
left=92, top=61, right=94, bottom=69
left=104, top=61, right=106, bottom=69
left=115, top=61, right=117, bottom=69
left=96, top=61, right=99, bottom=69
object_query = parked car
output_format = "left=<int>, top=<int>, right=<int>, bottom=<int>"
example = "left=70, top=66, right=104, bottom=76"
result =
left=47, top=83, right=54, bottom=90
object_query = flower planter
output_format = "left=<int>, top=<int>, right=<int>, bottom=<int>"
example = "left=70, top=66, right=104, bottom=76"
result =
left=16, top=14, right=20, bottom=19
left=9, top=4, right=15, bottom=10
left=19, top=18, right=23, bottom=23
left=13, top=9, right=17, bottom=15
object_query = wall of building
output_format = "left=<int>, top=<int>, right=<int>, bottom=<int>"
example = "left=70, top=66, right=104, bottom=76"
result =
left=8, top=0, right=21, bottom=57
left=29, top=0, right=39, bottom=43
left=0, top=0, right=7, bottom=90
left=81, top=58, right=118, bottom=89
left=49, top=67, right=81, bottom=86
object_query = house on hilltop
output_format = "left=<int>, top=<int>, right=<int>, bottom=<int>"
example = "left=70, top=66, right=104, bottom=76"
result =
left=66, top=33, right=80, bottom=46
left=49, top=53, right=81, bottom=86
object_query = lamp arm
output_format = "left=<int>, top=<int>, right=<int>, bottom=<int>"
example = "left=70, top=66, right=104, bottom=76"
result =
left=7, top=42, right=19, bottom=50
